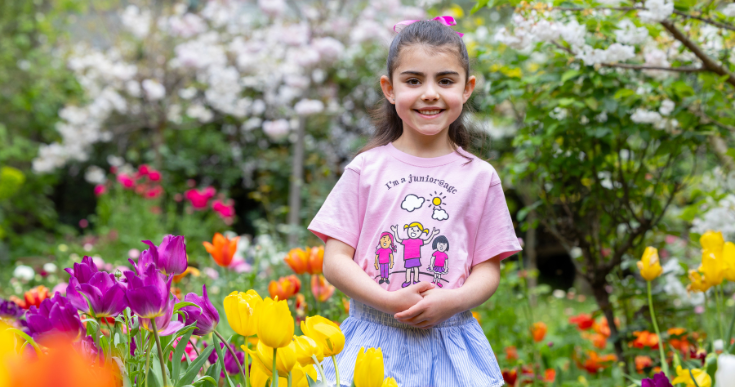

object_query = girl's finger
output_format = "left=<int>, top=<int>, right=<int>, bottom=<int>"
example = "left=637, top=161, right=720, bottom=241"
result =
left=394, top=302, right=425, bottom=320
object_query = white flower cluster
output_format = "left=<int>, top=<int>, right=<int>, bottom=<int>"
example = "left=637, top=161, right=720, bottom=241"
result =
left=629, top=99, right=677, bottom=129
left=615, top=20, right=649, bottom=45
left=723, top=3, right=735, bottom=17
left=692, top=194, right=735, bottom=240
left=638, top=0, right=674, bottom=23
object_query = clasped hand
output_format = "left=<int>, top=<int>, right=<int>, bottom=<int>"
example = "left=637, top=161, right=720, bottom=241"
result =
left=389, top=282, right=459, bottom=329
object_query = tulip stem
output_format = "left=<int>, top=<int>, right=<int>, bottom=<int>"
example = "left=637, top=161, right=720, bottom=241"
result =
left=331, top=355, right=340, bottom=387
left=288, top=372, right=292, bottom=387
left=214, top=330, right=249, bottom=386
left=273, top=348, right=279, bottom=387
left=311, top=354, right=327, bottom=382
left=717, top=285, right=725, bottom=340
left=151, top=319, right=169, bottom=386
left=188, top=338, right=200, bottom=356
left=144, top=333, right=153, bottom=387
left=647, top=281, right=668, bottom=377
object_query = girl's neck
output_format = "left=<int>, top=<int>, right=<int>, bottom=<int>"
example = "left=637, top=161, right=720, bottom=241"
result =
left=392, top=126, right=454, bottom=158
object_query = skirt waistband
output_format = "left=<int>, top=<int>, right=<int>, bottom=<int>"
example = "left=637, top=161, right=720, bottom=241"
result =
left=348, top=299, right=474, bottom=329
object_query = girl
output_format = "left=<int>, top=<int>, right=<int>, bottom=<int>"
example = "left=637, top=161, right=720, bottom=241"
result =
left=375, top=231, right=397, bottom=284
left=429, top=235, right=449, bottom=287
left=308, top=18, right=521, bottom=387
left=391, top=222, right=439, bottom=287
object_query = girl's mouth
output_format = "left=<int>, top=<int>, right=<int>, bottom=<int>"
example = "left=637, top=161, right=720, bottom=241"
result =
left=414, top=109, right=444, bottom=119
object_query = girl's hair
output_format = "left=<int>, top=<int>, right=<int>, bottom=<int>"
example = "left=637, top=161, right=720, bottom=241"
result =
left=358, top=19, right=477, bottom=157
left=377, top=232, right=397, bottom=252
left=404, top=222, right=429, bottom=234
left=432, top=235, right=449, bottom=251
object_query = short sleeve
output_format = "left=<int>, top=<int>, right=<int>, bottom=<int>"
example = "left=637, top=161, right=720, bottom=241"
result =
left=472, top=179, right=522, bottom=265
left=308, top=168, right=361, bottom=248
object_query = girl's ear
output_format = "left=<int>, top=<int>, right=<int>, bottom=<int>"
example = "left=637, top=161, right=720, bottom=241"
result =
left=463, top=75, right=477, bottom=103
left=380, top=75, right=395, bottom=104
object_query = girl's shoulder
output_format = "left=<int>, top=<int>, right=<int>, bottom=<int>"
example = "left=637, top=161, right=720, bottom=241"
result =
left=343, top=144, right=390, bottom=174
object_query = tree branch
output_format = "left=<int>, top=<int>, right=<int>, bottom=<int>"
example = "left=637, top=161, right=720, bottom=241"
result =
left=661, top=20, right=735, bottom=88
left=694, top=110, right=735, bottom=132
left=673, top=10, right=735, bottom=32
left=600, top=63, right=706, bottom=72
left=555, top=6, right=644, bottom=11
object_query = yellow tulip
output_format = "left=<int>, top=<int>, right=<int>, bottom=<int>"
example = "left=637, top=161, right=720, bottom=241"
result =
left=301, top=315, right=345, bottom=357
left=257, top=297, right=294, bottom=348
left=671, top=365, right=712, bottom=387
left=293, top=335, right=324, bottom=366
left=382, top=377, right=398, bottom=387
left=700, top=248, right=725, bottom=287
left=249, top=358, right=278, bottom=387
left=637, top=247, right=663, bottom=281
left=223, top=290, right=262, bottom=337
left=245, top=340, right=297, bottom=378
left=291, top=363, right=318, bottom=387
left=687, top=270, right=712, bottom=293
left=700, top=230, right=724, bottom=252
left=354, top=347, right=384, bottom=387
left=723, top=241, right=735, bottom=282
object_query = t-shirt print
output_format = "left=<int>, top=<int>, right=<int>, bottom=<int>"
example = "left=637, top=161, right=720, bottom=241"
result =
left=308, top=143, right=522, bottom=292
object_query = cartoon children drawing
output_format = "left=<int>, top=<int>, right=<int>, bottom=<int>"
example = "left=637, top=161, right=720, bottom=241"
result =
left=391, top=222, right=439, bottom=288
left=374, top=232, right=397, bottom=284
left=429, top=235, right=449, bottom=288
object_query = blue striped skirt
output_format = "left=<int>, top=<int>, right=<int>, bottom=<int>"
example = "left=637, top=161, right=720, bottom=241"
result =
left=320, top=300, right=505, bottom=387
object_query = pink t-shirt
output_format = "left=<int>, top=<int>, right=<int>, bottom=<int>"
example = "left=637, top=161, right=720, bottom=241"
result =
left=376, top=247, right=393, bottom=264
left=308, top=143, right=522, bottom=291
left=432, top=251, right=448, bottom=267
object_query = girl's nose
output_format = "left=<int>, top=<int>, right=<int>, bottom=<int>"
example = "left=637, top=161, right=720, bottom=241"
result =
left=421, top=82, right=439, bottom=101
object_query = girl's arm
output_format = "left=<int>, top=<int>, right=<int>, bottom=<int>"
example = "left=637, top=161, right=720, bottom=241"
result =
left=374, top=254, right=379, bottom=269
left=323, top=237, right=434, bottom=314
left=429, top=255, right=435, bottom=269
left=389, top=253, right=394, bottom=268
left=390, top=225, right=403, bottom=243
left=420, top=227, right=440, bottom=243
left=394, top=256, right=501, bottom=329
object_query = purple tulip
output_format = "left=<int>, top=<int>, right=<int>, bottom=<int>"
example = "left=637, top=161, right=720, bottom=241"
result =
left=25, top=292, right=84, bottom=341
left=205, top=342, right=243, bottom=375
left=124, top=264, right=172, bottom=319
left=141, top=297, right=184, bottom=337
left=133, top=235, right=188, bottom=276
left=66, top=270, right=127, bottom=318
left=65, top=256, right=99, bottom=283
left=642, top=372, right=673, bottom=387
left=179, top=285, right=219, bottom=336
left=0, top=298, right=24, bottom=319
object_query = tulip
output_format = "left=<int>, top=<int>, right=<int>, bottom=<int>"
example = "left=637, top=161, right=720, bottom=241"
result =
left=203, top=233, right=239, bottom=267
left=66, top=272, right=127, bottom=318
left=382, top=378, right=398, bottom=387
left=700, top=247, right=725, bottom=287
left=257, top=297, right=294, bottom=348
left=642, top=372, right=673, bottom=387
left=635, top=355, right=653, bottom=374
left=504, top=346, right=518, bottom=361
left=638, top=247, right=663, bottom=281
left=204, top=342, right=245, bottom=376
left=671, top=365, right=711, bottom=387
left=301, top=315, right=345, bottom=357
left=530, top=322, right=547, bottom=342
left=700, top=230, right=724, bottom=252
left=10, top=285, right=49, bottom=310
left=179, top=285, right=219, bottom=336
left=245, top=340, right=298, bottom=377
left=291, top=363, right=318, bottom=387
left=0, top=298, right=24, bottom=320
left=224, top=290, right=262, bottom=337
left=306, top=246, right=324, bottom=275
left=569, top=314, right=595, bottom=330
left=268, top=275, right=301, bottom=300
left=501, top=369, right=517, bottom=386
left=581, top=351, right=616, bottom=374
left=124, top=264, right=173, bottom=319
left=138, top=235, right=188, bottom=276
left=723, top=241, right=735, bottom=282
left=173, top=266, right=200, bottom=283
left=293, top=335, right=323, bottom=365
left=185, top=187, right=216, bottom=209
left=687, top=270, right=711, bottom=293
left=715, top=354, right=735, bottom=387
left=311, top=275, right=335, bottom=302
left=631, top=331, right=659, bottom=349
left=129, top=244, right=157, bottom=274
left=543, top=369, right=556, bottom=383
left=354, top=347, right=384, bottom=387
left=141, top=298, right=184, bottom=336
left=284, top=248, right=309, bottom=274
left=25, top=292, right=84, bottom=341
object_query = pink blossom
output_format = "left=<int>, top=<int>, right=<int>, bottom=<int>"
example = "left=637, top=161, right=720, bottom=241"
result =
left=228, top=256, right=251, bottom=273
left=185, top=187, right=216, bottom=209
left=148, top=170, right=161, bottom=181
left=137, top=164, right=151, bottom=175
left=128, top=248, right=140, bottom=260
left=117, top=173, right=136, bottom=189
left=170, top=336, right=198, bottom=362
left=94, top=184, right=107, bottom=196
left=145, top=186, right=164, bottom=199
left=212, top=200, right=235, bottom=219
left=665, top=235, right=679, bottom=244
left=203, top=267, right=219, bottom=280
left=52, top=283, right=68, bottom=295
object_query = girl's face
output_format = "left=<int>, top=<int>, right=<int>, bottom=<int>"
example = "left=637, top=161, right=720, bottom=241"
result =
left=380, top=45, right=476, bottom=138
left=380, top=235, right=391, bottom=248
left=437, top=242, right=447, bottom=252
left=407, top=226, right=422, bottom=238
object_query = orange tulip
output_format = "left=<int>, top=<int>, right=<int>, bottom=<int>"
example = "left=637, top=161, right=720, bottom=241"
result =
left=306, top=246, right=324, bottom=275
left=569, top=314, right=595, bottom=330
left=631, top=331, right=659, bottom=349
left=530, top=322, right=547, bottom=342
left=311, top=274, right=335, bottom=302
left=581, top=351, right=617, bottom=374
left=173, top=266, right=200, bottom=283
left=342, top=298, right=350, bottom=314
left=543, top=369, right=556, bottom=382
left=582, top=332, right=608, bottom=349
left=593, top=318, right=611, bottom=337
left=203, top=233, right=239, bottom=267
left=11, top=285, right=49, bottom=310
left=635, top=355, right=653, bottom=374
left=268, top=275, right=301, bottom=300
left=668, top=327, right=686, bottom=336
left=472, top=311, right=481, bottom=324
left=284, top=248, right=309, bottom=274
left=505, top=346, right=518, bottom=361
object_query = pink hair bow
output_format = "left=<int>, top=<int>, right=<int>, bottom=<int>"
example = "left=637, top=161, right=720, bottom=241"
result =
left=393, top=15, right=464, bottom=37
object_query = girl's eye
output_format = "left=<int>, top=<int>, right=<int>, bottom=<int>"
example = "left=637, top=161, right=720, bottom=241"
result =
left=440, top=79, right=454, bottom=85
left=407, top=79, right=420, bottom=85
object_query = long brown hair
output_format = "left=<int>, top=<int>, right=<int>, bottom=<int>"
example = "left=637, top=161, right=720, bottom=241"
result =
left=358, top=19, right=478, bottom=158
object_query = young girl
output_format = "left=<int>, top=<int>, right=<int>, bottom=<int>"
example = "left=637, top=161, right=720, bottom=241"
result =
left=391, top=221, right=439, bottom=287
left=374, top=231, right=396, bottom=284
left=308, top=18, right=521, bottom=387
left=429, top=235, right=449, bottom=287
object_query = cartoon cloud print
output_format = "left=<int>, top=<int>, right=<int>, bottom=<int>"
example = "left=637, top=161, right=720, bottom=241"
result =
left=432, top=208, right=449, bottom=221
left=401, top=194, right=425, bottom=212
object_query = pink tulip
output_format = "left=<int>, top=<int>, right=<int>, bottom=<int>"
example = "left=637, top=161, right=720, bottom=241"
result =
left=185, top=187, right=216, bottom=209
left=94, top=184, right=107, bottom=196
left=212, top=200, right=235, bottom=219
left=117, top=173, right=136, bottom=189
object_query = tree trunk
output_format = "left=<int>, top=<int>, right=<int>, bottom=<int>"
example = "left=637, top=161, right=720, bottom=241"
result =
left=526, top=211, right=538, bottom=306
left=287, top=117, right=306, bottom=247
left=591, top=277, right=626, bottom=366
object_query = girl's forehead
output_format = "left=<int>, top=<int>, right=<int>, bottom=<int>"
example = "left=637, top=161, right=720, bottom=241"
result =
left=394, top=45, right=465, bottom=76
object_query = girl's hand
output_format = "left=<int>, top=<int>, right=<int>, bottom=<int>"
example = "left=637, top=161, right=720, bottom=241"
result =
left=394, top=288, right=460, bottom=329
left=387, top=282, right=435, bottom=314
left=375, top=263, right=379, bottom=270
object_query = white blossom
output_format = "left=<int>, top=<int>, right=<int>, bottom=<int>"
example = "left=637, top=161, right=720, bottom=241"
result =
left=615, top=19, right=649, bottom=45
left=550, top=107, right=568, bottom=120
left=643, top=48, right=671, bottom=79
left=85, top=165, right=106, bottom=184
left=312, top=37, right=345, bottom=63
left=121, top=5, right=151, bottom=39
left=186, top=104, right=214, bottom=123
left=723, top=3, right=735, bottom=17
left=13, top=265, right=35, bottom=281
left=294, top=99, right=325, bottom=116
left=692, top=194, right=735, bottom=239
left=638, top=0, right=673, bottom=23
left=558, top=20, right=587, bottom=49
left=258, top=0, right=287, bottom=18
left=595, top=111, right=608, bottom=123
left=659, top=99, right=675, bottom=116
left=179, top=87, right=197, bottom=100
left=630, top=108, right=663, bottom=124
left=142, top=79, right=165, bottom=100
left=576, top=43, right=635, bottom=65
left=262, top=119, right=290, bottom=140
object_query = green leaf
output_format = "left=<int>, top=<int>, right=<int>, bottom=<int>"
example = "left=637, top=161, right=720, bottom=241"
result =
left=173, top=329, right=195, bottom=383
left=470, top=0, right=491, bottom=14
left=584, top=97, right=599, bottom=111
left=176, top=344, right=214, bottom=387
left=560, top=70, right=580, bottom=83
left=192, top=376, right=218, bottom=386
left=613, top=89, right=636, bottom=100
left=306, top=374, right=330, bottom=387
left=174, top=302, right=200, bottom=313
left=0, top=166, right=25, bottom=200
left=205, top=360, right=221, bottom=386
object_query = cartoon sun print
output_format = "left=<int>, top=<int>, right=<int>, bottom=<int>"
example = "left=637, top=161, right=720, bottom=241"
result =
left=429, top=191, right=449, bottom=221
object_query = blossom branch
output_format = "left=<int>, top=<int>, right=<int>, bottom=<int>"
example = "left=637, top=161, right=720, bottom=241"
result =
left=555, top=6, right=644, bottom=11
left=599, top=63, right=706, bottom=72
left=661, top=20, right=735, bottom=87
left=672, top=10, right=735, bottom=32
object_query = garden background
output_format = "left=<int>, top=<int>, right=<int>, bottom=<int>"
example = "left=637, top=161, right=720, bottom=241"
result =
left=0, top=0, right=734, bottom=386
